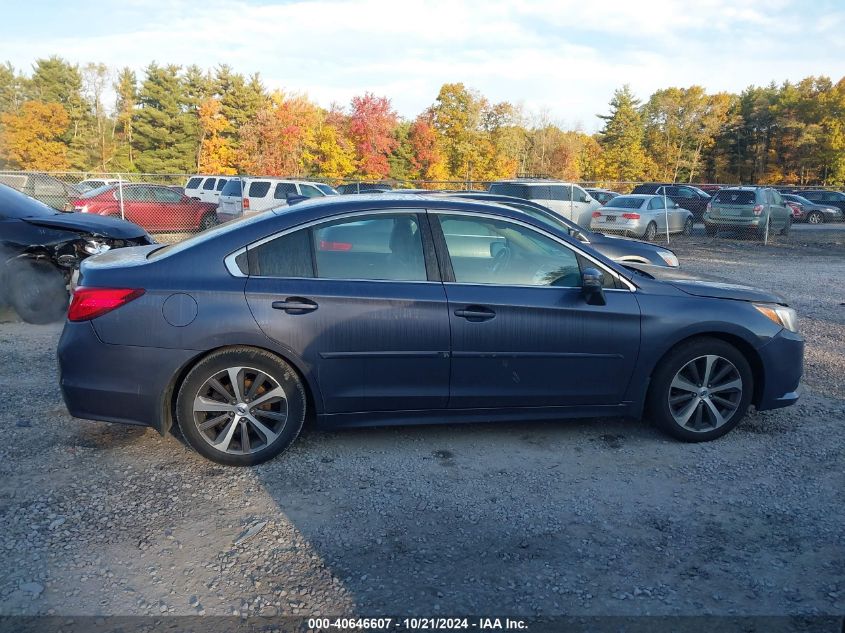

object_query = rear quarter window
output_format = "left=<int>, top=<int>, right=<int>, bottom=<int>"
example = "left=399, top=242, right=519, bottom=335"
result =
left=248, top=181, right=271, bottom=198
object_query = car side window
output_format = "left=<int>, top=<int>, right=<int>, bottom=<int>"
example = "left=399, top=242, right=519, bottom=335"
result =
left=437, top=214, right=582, bottom=288
left=526, top=185, right=553, bottom=200
left=153, top=187, right=182, bottom=203
left=249, top=181, right=271, bottom=198
left=216, top=179, right=227, bottom=191
left=676, top=187, right=695, bottom=198
left=649, top=197, right=665, bottom=210
left=299, top=184, right=324, bottom=198
left=202, top=178, right=216, bottom=191
left=550, top=185, right=574, bottom=201
left=248, top=228, right=314, bottom=278
left=313, top=214, right=427, bottom=281
left=273, top=183, right=297, bottom=199
left=186, top=177, right=202, bottom=189
left=123, top=186, right=151, bottom=202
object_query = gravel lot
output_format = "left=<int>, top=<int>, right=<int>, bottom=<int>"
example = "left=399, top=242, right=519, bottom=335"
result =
left=0, top=231, right=843, bottom=620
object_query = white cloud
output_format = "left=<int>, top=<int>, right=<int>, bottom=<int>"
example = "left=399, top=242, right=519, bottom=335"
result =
left=1, top=0, right=843, bottom=131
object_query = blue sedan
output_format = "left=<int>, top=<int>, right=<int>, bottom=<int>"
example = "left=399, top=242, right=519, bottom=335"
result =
left=58, top=195, right=803, bottom=465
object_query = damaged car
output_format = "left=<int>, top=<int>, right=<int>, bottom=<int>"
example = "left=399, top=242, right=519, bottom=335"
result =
left=0, top=184, right=154, bottom=324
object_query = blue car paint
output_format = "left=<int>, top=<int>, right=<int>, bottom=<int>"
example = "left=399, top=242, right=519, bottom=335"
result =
left=58, top=195, right=803, bottom=436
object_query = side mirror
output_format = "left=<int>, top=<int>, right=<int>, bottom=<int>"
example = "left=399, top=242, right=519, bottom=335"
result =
left=581, top=194, right=589, bottom=203
left=581, top=267, right=606, bottom=306
left=674, top=202, right=680, bottom=208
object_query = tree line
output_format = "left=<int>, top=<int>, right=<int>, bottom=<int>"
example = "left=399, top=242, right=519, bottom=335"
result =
left=0, top=56, right=843, bottom=186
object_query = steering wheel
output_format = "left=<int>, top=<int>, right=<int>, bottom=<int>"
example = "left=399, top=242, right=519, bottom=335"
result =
left=490, top=246, right=511, bottom=275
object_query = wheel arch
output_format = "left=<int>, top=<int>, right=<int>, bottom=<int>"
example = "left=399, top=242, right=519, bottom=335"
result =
left=158, top=343, right=321, bottom=437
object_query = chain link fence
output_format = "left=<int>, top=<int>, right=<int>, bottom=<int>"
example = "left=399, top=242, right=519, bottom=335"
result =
left=1, top=171, right=842, bottom=248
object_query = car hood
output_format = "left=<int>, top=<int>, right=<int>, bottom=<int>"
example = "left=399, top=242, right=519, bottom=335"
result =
left=626, top=264, right=787, bottom=304
left=21, top=213, right=148, bottom=239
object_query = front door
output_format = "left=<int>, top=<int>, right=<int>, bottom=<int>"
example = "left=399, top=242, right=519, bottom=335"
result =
left=432, top=212, right=641, bottom=409
left=245, top=211, right=450, bottom=414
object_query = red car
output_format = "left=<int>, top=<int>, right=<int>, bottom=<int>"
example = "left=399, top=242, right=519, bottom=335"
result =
left=68, top=184, right=218, bottom=232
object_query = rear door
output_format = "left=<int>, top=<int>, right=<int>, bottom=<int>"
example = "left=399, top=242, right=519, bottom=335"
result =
left=431, top=211, right=641, bottom=409
left=247, top=180, right=273, bottom=213
left=120, top=186, right=160, bottom=230
left=244, top=210, right=450, bottom=414
left=200, top=177, right=217, bottom=203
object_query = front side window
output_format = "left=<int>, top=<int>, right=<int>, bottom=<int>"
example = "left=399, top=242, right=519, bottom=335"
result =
left=550, top=185, right=574, bottom=201
left=313, top=214, right=427, bottom=281
left=437, top=214, right=582, bottom=288
left=273, top=183, right=297, bottom=199
left=299, top=184, right=324, bottom=198
left=248, top=181, right=271, bottom=198
left=649, top=197, right=666, bottom=210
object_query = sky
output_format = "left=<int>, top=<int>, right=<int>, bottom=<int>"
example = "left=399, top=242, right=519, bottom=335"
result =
left=2, top=0, right=844, bottom=132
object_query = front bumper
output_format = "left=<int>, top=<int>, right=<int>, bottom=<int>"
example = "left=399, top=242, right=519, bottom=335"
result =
left=755, top=328, right=804, bottom=411
left=58, top=321, right=197, bottom=431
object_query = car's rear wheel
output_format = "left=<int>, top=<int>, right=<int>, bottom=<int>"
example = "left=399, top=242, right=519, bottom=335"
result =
left=705, top=224, right=717, bottom=237
left=176, top=347, right=307, bottom=466
left=643, top=222, right=657, bottom=241
left=646, top=337, right=753, bottom=442
left=5, top=258, right=69, bottom=324
left=806, top=211, right=823, bottom=225
left=780, top=215, right=792, bottom=236
left=199, top=213, right=217, bottom=231
left=682, top=217, right=693, bottom=236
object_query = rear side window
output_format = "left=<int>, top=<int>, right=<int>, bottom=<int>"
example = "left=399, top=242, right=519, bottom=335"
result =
left=186, top=177, right=202, bottom=189
left=249, top=181, right=271, bottom=198
left=202, top=178, right=216, bottom=191
left=273, top=183, right=297, bottom=199
left=248, top=229, right=314, bottom=278
left=488, top=183, right=530, bottom=199
left=221, top=179, right=242, bottom=196
left=713, top=190, right=756, bottom=205
left=313, top=214, right=427, bottom=281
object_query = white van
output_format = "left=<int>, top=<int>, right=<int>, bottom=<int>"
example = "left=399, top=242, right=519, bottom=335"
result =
left=488, top=180, right=600, bottom=227
left=216, top=178, right=330, bottom=223
left=184, top=175, right=233, bottom=204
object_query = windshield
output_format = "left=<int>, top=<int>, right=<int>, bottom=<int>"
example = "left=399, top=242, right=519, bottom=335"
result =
left=0, top=183, right=57, bottom=219
left=605, top=196, right=645, bottom=209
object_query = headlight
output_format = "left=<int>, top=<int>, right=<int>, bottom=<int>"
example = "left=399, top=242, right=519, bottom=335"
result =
left=82, top=239, right=112, bottom=256
left=656, top=249, right=679, bottom=267
left=754, top=304, right=798, bottom=332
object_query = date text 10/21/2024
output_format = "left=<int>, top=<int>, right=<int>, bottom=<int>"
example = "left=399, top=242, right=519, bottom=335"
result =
left=306, top=618, right=529, bottom=630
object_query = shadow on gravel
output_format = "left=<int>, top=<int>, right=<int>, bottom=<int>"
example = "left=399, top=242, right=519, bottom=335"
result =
left=64, top=422, right=149, bottom=450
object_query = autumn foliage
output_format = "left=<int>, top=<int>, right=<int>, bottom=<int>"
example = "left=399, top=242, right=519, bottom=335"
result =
left=0, top=100, right=69, bottom=170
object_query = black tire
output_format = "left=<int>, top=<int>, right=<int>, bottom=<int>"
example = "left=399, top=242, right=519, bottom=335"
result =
left=806, top=211, right=823, bottom=225
left=682, top=217, right=693, bottom=236
left=5, top=258, right=69, bottom=324
left=176, top=347, right=307, bottom=466
left=780, top=215, right=792, bottom=236
left=705, top=224, right=717, bottom=237
left=643, top=222, right=657, bottom=241
left=645, top=337, right=753, bottom=442
left=199, top=213, right=217, bottom=231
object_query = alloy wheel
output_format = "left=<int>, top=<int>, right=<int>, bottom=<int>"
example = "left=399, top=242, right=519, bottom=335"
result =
left=192, top=366, right=288, bottom=454
left=667, top=355, right=742, bottom=432
left=807, top=212, right=823, bottom=225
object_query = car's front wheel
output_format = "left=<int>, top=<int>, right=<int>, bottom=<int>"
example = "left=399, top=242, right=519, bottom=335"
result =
left=176, top=347, right=307, bottom=466
left=646, top=337, right=753, bottom=442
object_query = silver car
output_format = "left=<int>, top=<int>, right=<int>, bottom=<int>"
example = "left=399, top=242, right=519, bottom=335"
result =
left=590, top=194, right=694, bottom=240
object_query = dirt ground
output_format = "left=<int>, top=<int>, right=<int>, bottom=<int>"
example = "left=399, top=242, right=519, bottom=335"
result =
left=0, top=231, right=843, bottom=620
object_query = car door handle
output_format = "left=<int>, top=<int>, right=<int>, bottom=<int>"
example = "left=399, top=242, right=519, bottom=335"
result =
left=454, top=306, right=495, bottom=321
left=272, top=298, right=318, bottom=313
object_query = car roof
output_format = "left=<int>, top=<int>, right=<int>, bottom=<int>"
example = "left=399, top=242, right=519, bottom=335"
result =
left=607, top=194, right=653, bottom=199
left=492, top=179, right=579, bottom=186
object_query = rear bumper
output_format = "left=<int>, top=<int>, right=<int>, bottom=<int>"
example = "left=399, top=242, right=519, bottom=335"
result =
left=756, top=328, right=804, bottom=411
left=58, top=321, right=196, bottom=430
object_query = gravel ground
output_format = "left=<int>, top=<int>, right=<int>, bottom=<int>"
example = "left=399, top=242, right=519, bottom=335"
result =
left=0, top=232, right=843, bottom=620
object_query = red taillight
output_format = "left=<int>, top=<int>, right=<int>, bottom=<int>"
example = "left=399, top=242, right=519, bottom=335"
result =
left=752, top=204, right=764, bottom=215
left=242, top=198, right=250, bottom=210
left=622, top=212, right=641, bottom=220
left=592, top=211, right=601, bottom=218
left=68, top=287, right=145, bottom=322
left=319, top=240, right=353, bottom=251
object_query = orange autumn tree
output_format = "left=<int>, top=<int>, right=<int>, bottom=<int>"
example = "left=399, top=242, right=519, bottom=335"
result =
left=0, top=101, right=70, bottom=170
left=348, top=93, right=398, bottom=179
left=408, top=114, right=448, bottom=182
left=197, top=97, right=237, bottom=174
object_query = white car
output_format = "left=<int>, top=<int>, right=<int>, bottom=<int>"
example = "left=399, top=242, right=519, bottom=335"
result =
left=184, top=175, right=234, bottom=204
left=216, top=178, right=330, bottom=223
left=488, top=180, right=600, bottom=227
left=77, top=178, right=122, bottom=192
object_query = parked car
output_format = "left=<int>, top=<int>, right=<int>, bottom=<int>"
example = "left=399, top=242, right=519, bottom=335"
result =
left=58, top=194, right=802, bottom=466
left=631, top=183, right=712, bottom=221
left=591, top=195, right=694, bottom=240
left=695, top=184, right=724, bottom=195
left=68, top=184, right=218, bottom=233
left=585, top=188, right=619, bottom=206
left=784, top=200, right=804, bottom=222
left=704, top=187, right=792, bottom=238
left=337, top=183, right=393, bottom=195
left=0, top=172, right=81, bottom=210
left=433, top=191, right=681, bottom=267
left=488, top=180, right=600, bottom=227
left=217, top=178, right=330, bottom=223
left=781, top=193, right=843, bottom=224
left=184, top=175, right=233, bottom=204
left=0, top=184, right=153, bottom=324
left=76, top=178, right=122, bottom=193
left=790, top=190, right=845, bottom=216
left=314, top=183, right=340, bottom=196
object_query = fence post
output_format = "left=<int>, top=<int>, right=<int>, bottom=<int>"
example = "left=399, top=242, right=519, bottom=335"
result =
left=663, top=189, right=670, bottom=244
left=117, top=173, right=125, bottom=220
left=763, top=211, right=769, bottom=246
